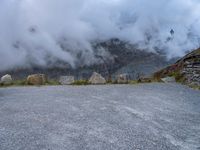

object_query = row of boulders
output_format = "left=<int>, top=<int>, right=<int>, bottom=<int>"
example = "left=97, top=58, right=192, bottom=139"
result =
left=0, top=74, right=47, bottom=86
left=59, top=72, right=130, bottom=85
left=1, top=72, right=130, bottom=86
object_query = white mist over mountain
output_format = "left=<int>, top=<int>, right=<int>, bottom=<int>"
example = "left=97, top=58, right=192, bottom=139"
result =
left=0, top=0, right=200, bottom=71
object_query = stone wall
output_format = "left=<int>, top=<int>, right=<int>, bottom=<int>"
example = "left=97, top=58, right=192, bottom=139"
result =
left=181, top=55, right=200, bottom=86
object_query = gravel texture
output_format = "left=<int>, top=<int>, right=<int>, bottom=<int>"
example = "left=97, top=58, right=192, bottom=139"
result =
left=0, top=83, right=200, bottom=150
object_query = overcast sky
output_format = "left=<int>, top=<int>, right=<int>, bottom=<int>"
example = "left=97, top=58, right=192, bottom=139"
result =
left=0, top=0, right=200, bottom=71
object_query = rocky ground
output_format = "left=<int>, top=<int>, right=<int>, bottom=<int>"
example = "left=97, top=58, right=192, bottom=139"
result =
left=0, top=83, right=200, bottom=150
left=154, top=48, right=200, bottom=87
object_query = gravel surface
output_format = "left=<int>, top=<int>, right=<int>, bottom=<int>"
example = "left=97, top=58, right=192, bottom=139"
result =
left=0, top=83, right=200, bottom=150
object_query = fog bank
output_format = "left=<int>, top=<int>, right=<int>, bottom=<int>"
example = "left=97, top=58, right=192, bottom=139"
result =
left=0, top=0, right=200, bottom=71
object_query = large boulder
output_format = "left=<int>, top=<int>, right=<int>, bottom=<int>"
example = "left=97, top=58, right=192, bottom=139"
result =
left=59, top=76, right=75, bottom=85
left=27, top=74, right=47, bottom=85
left=1, top=74, right=12, bottom=85
left=89, top=72, right=106, bottom=84
left=117, top=74, right=129, bottom=84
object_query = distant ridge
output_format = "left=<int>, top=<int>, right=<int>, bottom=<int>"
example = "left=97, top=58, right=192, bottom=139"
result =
left=0, top=39, right=175, bottom=80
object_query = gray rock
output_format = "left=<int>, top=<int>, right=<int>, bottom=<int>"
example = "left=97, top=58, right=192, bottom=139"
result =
left=59, top=76, right=75, bottom=85
left=1, top=74, right=12, bottom=85
left=116, top=74, right=129, bottom=84
left=193, top=74, right=200, bottom=78
left=161, top=77, right=176, bottom=83
left=89, top=72, right=106, bottom=84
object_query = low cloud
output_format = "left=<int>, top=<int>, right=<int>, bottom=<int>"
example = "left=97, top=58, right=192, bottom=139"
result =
left=0, top=0, right=200, bottom=71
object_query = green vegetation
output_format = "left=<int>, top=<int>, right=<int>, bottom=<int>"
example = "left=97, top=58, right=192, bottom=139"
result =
left=72, top=80, right=90, bottom=85
left=0, top=79, right=60, bottom=87
left=129, top=80, right=139, bottom=84
left=190, top=85, right=200, bottom=90
left=0, top=83, right=9, bottom=88
left=168, top=71, right=185, bottom=83
left=0, top=80, right=27, bottom=88
left=106, top=80, right=114, bottom=84
left=0, top=76, right=198, bottom=89
left=153, top=66, right=186, bottom=83
left=108, top=80, right=118, bottom=84
left=13, top=80, right=27, bottom=86
left=0, top=79, right=161, bottom=88
left=46, top=80, right=60, bottom=86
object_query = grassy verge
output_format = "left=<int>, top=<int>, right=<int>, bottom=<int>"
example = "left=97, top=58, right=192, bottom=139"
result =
left=72, top=80, right=90, bottom=85
left=3, top=78, right=197, bottom=88
left=46, top=80, right=61, bottom=86
left=13, top=80, right=28, bottom=86
left=129, top=80, right=139, bottom=84
left=0, top=79, right=61, bottom=87
left=0, top=80, right=27, bottom=88
left=0, top=83, right=10, bottom=88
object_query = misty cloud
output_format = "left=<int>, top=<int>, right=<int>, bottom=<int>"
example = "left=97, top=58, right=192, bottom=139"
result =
left=0, top=0, right=200, bottom=71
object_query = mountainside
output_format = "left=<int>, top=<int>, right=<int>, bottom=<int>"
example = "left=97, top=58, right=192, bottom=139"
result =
left=0, top=39, right=176, bottom=80
left=154, top=48, right=200, bottom=87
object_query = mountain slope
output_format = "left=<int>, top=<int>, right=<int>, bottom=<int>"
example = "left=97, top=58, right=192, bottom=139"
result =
left=0, top=39, right=176, bottom=80
left=154, top=48, right=200, bottom=86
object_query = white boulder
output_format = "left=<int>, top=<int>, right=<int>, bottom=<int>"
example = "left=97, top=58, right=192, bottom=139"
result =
left=1, top=74, right=13, bottom=85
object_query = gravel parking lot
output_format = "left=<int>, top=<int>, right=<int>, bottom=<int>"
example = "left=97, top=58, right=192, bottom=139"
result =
left=0, top=83, right=200, bottom=150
